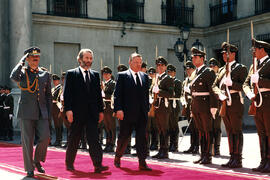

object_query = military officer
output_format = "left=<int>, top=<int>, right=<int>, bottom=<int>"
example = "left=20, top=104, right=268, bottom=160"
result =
left=208, top=58, right=222, bottom=156
left=212, top=43, right=247, bottom=168
left=10, top=47, right=52, bottom=177
left=185, top=47, right=218, bottom=164
left=0, top=86, right=6, bottom=140
left=101, top=66, right=116, bottom=152
left=3, top=86, right=14, bottom=141
left=182, top=61, right=199, bottom=154
left=51, top=74, right=63, bottom=146
left=152, top=56, right=174, bottom=159
left=243, top=39, right=270, bottom=172
left=167, top=64, right=182, bottom=152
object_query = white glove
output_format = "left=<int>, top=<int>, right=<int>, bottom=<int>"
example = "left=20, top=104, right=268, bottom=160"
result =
left=152, top=85, right=159, bottom=94
left=210, top=108, right=217, bottom=119
left=184, top=85, right=191, bottom=94
left=101, top=90, right=105, bottom=98
left=218, top=93, right=227, bottom=101
left=20, top=53, right=28, bottom=65
left=246, top=91, right=255, bottom=100
left=9, top=114, right=13, bottom=120
left=149, top=95, right=154, bottom=104
left=251, top=72, right=259, bottom=84
left=224, top=77, right=233, bottom=86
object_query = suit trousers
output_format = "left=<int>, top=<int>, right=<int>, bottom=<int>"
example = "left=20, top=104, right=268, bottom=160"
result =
left=115, top=111, right=148, bottom=160
left=65, top=112, right=103, bottom=168
left=20, top=118, right=50, bottom=171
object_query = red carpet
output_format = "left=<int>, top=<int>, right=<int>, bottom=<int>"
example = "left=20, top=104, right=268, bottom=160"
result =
left=0, top=142, right=268, bottom=180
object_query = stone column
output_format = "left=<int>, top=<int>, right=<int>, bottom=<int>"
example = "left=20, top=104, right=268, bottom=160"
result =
left=9, top=0, right=32, bottom=80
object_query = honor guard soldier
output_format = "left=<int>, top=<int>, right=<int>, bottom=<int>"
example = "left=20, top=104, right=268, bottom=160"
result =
left=152, top=56, right=174, bottom=159
left=181, top=61, right=199, bottom=154
left=208, top=58, right=222, bottom=156
left=101, top=66, right=116, bottom=152
left=185, top=47, right=218, bottom=164
left=167, top=64, right=182, bottom=152
left=0, top=86, right=6, bottom=140
left=213, top=43, right=247, bottom=168
left=3, top=86, right=14, bottom=141
left=51, top=74, right=63, bottom=146
left=147, top=67, right=159, bottom=151
left=243, top=39, right=270, bottom=172
left=10, top=47, right=52, bottom=177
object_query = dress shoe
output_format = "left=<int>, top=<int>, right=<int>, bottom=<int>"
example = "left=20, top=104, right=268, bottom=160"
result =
left=139, top=161, right=152, bottom=171
left=27, top=171, right=34, bottom=177
left=193, top=156, right=203, bottom=164
left=66, top=165, right=75, bottom=171
left=260, top=159, right=270, bottom=173
left=34, top=162, right=45, bottom=173
left=252, top=160, right=267, bottom=172
left=221, top=154, right=234, bottom=167
left=200, top=155, right=212, bottom=165
left=114, top=157, right=121, bottom=168
left=94, top=165, right=109, bottom=173
left=151, top=151, right=161, bottom=158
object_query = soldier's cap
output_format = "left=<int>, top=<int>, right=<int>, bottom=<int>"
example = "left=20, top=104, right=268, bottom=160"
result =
left=221, top=42, right=238, bottom=53
left=117, top=64, right=128, bottom=72
left=167, top=64, right=176, bottom=72
left=252, top=38, right=270, bottom=50
left=24, top=46, right=41, bottom=56
left=209, top=58, right=219, bottom=67
left=0, top=85, right=3, bottom=90
left=61, top=72, right=66, bottom=78
left=4, top=86, right=11, bottom=91
left=148, top=67, right=156, bottom=74
left=191, top=47, right=206, bottom=57
left=155, top=56, right=168, bottom=66
left=141, top=62, right=147, bottom=68
left=52, top=74, right=60, bottom=80
left=102, top=66, right=112, bottom=74
left=185, top=61, right=195, bottom=69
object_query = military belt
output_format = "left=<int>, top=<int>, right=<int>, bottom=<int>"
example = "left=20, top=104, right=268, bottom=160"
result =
left=192, top=92, right=210, bottom=97
left=168, top=98, right=180, bottom=100
left=3, top=107, right=10, bottom=109
left=103, top=99, right=112, bottom=102
left=259, top=88, right=270, bottom=92
left=229, top=90, right=240, bottom=94
left=52, top=100, right=58, bottom=103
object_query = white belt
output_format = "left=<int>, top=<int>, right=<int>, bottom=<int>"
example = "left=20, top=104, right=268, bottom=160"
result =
left=259, top=88, right=270, bottom=92
left=3, top=107, right=10, bottom=109
left=192, top=92, right=210, bottom=97
left=168, top=98, right=180, bottom=100
left=103, top=99, right=112, bottom=102
left=53, top=100, right=58, bottom=103
left=229, top=90, right=240, bottom=94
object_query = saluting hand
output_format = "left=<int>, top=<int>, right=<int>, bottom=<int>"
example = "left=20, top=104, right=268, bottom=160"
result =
left=116, top=110, right=124, bottom=120
left=66, top=110, right=73, bottom=123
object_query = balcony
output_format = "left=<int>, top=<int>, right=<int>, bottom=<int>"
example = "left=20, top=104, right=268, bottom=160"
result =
left=47, top=0, right=87, bottom=18
left=107, top=0, right=144, bottom=23
left=210, top=0, right=237, bottom=26
left=255, top=0, right=270, bottom=15
left=161, top=2, right=194, bottom=27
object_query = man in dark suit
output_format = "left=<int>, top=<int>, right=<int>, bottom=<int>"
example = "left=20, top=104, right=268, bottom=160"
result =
left=10, top=47, right=52, bottom=177
left=64, top=49, right=109, bottom=173
left=114, top=52, right=151, bottom=171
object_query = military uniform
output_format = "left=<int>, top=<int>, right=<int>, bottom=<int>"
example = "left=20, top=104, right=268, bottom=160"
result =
left=3, top=87, right=14, bottom=140
left=152, top=57, right=174, bottom=159
left=101, top=66, right=116, bottom=152
left=10, top=47, right=52, bottom=175
left=0, top=87, right=6, bottom=140
left=243, top=39, right=270, bottom=172
left=188, top=48, right=218, bottom=164
left=182, top=61, right=199, bottom=154
left=167, top=64, right=182, bottom=152
left=51, top=74, right=63, bottom=146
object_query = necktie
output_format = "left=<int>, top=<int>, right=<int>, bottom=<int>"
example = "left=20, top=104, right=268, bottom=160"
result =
left=195, top=69, right=198, bottom=75
left=84, top=70, right=91, bottom=92
left=257, top=60, right=261, bottom=69
left=135, top=73, right=142, bottom=87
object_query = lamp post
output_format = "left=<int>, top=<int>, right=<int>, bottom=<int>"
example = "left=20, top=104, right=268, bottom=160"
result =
left=192, top=39, right=204, bottom=51
left=174, top=26, right=190, bottom=63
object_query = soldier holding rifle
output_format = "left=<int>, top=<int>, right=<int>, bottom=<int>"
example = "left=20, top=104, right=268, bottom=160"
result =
left=243, top=36, right=270, bottom=172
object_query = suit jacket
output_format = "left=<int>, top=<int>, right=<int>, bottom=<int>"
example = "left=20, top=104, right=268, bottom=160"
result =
left=114, top=70, right=150, bottom=122
left=10, top=63, right=52, bottom=120
left=63, top=67, right=103, bottom=120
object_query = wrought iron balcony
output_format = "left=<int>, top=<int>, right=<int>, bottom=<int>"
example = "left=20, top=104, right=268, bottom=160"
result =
left=161, top=2, right=194, bottom=27
left=255, top=0, right=270, bottom=15
left=210, top=0, right=237, bottom=26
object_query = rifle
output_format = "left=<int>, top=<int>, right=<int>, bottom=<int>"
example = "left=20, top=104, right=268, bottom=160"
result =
left=219, top=29, right=232, bottom=117
left=148, top=76, right=158, bottom=117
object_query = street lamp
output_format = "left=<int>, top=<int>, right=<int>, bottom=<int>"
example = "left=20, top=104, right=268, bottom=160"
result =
left=192, top=39, right=204, bottom=51
left=174, top=26, right=190, bottom=63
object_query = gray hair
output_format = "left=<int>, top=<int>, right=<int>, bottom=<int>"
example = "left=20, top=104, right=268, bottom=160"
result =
left=129, top=52, right=142, bottom=62
left=77, top=49, right=94, bottom=61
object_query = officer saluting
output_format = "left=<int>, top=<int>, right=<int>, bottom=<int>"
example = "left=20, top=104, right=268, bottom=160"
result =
left=10, top=47, right=52, bottom=177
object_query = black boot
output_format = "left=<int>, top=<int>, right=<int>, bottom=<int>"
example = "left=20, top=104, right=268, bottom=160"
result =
left=194, top=132, right=204, bottom=164
left=252, top=135, right=267, bottom=172
left=221, top=134, right=234, bottom=167
left=152, top=134, right=164, bottom=158
left=192, top=130, right=199, bottom=154
left=229, top=133, right=243, bottom=168
left=169, top=130, right=178, bottom=152
left=214, top=129, right=221, bottom=156
left=150, top=130, right=158, bottom=150
left=260, top=136, right=270, bottom=173
left=200, top=132, right=212, bottom=164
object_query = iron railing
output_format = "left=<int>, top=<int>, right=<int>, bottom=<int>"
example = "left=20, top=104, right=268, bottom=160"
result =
left=107, top=0, right=144, bottom=23
left=161, top=2, right=194, bottom=27
left=255, top=0, right=270, bottom=15
left=210, top=0, right=237, bottom=26
left=47, top=0, right=87, bottom=18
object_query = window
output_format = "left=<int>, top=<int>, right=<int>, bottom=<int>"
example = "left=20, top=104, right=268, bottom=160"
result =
left=47, top=0, right=87, bottom=18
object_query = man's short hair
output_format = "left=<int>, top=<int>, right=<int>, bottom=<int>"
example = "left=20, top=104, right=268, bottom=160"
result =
left=77, top=49, right=93, bottom=61
left=129, top=52, right=142, bottom=62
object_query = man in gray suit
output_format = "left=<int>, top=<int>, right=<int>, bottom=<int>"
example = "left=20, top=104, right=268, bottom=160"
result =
left=10, top=47, right=52, bottom=178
